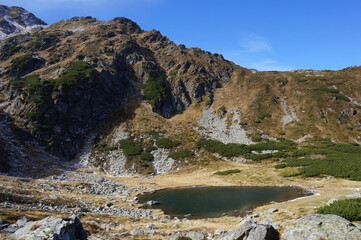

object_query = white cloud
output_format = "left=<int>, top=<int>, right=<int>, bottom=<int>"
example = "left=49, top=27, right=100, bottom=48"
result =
left=240, top=33, right=272, bottom=53
left=249, top=59, right=294, bottom=71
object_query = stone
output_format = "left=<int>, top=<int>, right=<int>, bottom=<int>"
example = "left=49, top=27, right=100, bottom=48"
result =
left=247, top=213, right=260, bottom=219
left=130, top=228, right=144, bottom=235
left=79, top=207, right=90, bottom=212
left=219, top=220, right=279, bottom=240
left=327, top=198, right=339, bottom=206
left=146, top=200, right=160, bottom=206
left=0, top=217, right=3, bottom=225
left=11, top=215, right=87, bottom=240
left=214, top=229, right=227, bottom=235
left=3, top=225, right=17, bottom=233
left=185, top=231, right=205, bottom=240
left=147, top=223, right=156, bottom=230
left=106, top=202, right=114, bottom=207
left=16, top=216, right=28, bottom=228
left=282, top=214, right=361, bottom=240
left=260, top=208, right=278, bottom=215
left=346, top=192, right=361, bottom=198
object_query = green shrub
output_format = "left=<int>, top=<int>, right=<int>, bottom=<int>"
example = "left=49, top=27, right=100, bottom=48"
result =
left=197, top=138, right=295, bottom=159
left=333, top=94, right=350, bottom=102
left=280, top=170, right=302, bottom=177
left=214, top=169, right=241, bottom=176
left=239, top=122, right=248, bottom=126
left=25, top=112, right=40, bottom=120
left=248, top=153, right=273, bottom=161
left=98, top=25, right=108, bottom=30
left=53, top=61, right=93, bottom=88
left=313, top=88, right=339, bottom=94
left=168, top=148, right=194, bottom=160
left=141, top=70, right=166, bottom=106
left=316, top=198, right=361, bottom=221
left=250, top=139, right=296, bottom=152
left=252, top=136, right=263, bottom=142
left=274, top=163, right=287, bottom=169
left=3, top=43, right=21, bottom=57
left=169, top=71, right=177, bottom=76
left=156, top=138, right=180, bottom=149
left=145, top=146, right=157, bottom=153
left=141, top=152, right=153, bottom=161
left=196, top=138, right=250, bottom=158
left=118, top=139, right=142, bottom=156
left=258, top=113, right=271, bottom=120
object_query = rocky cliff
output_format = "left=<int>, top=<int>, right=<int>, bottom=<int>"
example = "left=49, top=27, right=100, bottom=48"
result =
left=0, top=5, right=46, bottom=40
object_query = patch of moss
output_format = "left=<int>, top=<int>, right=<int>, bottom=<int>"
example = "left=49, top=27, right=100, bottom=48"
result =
left=168, top=148, right=194, bottom=160
left=156, top=138, right=180, bottom=149
left=118, top=139, right=142, bottom=157
left=214, top=169, right=241, bottom=175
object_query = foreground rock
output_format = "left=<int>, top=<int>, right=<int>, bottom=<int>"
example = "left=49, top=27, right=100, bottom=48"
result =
left=218, top=220, right=279, bottom=240
left=282, top=214, right=361, bottom=240
left=11, top=215, right=87, bottom=240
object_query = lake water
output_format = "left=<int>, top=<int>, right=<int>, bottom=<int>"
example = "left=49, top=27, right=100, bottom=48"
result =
left=138, top=186, right=311, bottom=219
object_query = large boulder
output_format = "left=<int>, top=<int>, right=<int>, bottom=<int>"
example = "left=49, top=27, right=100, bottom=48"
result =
left=282, top=214, right=361, bottom=240
left=218, top=220, right=279, bottom=240
left=11, top=215, right=87, bottom=240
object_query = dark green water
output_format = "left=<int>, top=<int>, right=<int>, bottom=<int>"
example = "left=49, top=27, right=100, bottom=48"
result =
left=138, top=186, right=311, bottom=219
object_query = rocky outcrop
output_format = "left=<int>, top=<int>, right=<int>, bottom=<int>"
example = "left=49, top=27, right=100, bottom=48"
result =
left=282, top=214, right=361, bottom=240
left=218, top=220, right=279, bottom=240
left=10, top=215, right=87, bottom=240
left=197, top=108, right=253, bottom=145
left=0, top=5, right=46, bottom=40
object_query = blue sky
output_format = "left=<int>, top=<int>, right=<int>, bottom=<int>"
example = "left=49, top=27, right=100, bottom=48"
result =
left=2, top=0, right=361, bottom=71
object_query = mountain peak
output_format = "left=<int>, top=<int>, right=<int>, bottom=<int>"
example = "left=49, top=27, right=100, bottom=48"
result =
left=0, top=5, right=47, bottom=40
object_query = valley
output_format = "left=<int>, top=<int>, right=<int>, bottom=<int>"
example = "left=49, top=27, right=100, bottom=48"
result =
left=0, top=5, right=361, bottom=240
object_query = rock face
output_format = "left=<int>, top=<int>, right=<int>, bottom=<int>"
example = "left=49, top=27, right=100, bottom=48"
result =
left=0, top=15, right=238, bottom=161
left=10, top=215, right=87, bottom=240
left=219, top=220, right=279, bottom=240
left=282, top=214, right=361, bottom=240
left=0, top=5, right=46, bottom=40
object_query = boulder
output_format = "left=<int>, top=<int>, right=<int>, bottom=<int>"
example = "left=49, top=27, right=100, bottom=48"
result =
left=146, top=223, right=156, bottom=230
left=219, top=220, right=279, bottom=240
left=130, top=228, right=144, bottom=235
left=16, top=216, right=29, bottom=228
left=282, top=214, right=361, bottom=240
left=11, top=215, right=87, bottom=240
left=215, top=229, right=227, bottom=235
left=260, top=208, right=278, bottom=215
left=185, top=231, right=205, bottom=240
left=326, top=198, right=339, bottom=206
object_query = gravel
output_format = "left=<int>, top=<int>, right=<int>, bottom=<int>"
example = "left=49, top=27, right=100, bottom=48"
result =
left=152, top=148, right=174, bottom=175
left=197, top=108, right=253, bottom=145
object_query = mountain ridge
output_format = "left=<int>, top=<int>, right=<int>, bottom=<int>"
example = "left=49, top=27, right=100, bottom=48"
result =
left=0, top=12, right=361, bottom=176
left=0, top=5, right=46, bottom=40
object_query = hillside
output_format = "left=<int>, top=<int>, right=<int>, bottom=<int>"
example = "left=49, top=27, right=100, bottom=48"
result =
left=0, top=16, right=361, bottom=174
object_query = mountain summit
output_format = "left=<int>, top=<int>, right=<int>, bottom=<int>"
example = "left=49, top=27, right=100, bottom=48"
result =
left=0, top=5, right=46, bottom=40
